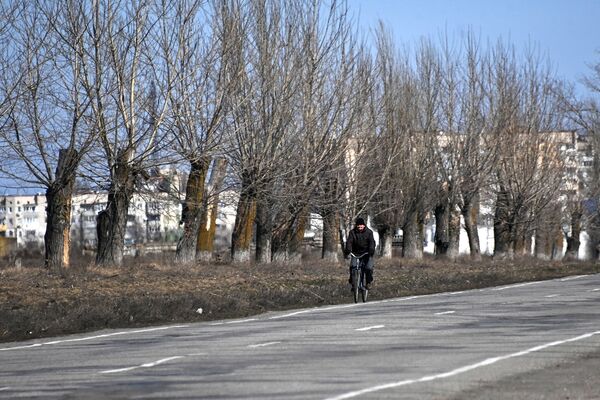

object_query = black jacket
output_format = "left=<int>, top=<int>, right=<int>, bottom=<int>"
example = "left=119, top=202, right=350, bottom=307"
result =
left=345, top=226, right=376, bottom=257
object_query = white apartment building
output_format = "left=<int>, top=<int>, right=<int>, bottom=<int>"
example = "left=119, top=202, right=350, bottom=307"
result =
left=0, top=194, right=47, bottom=248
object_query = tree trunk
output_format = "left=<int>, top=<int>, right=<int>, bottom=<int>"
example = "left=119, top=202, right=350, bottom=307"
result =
left=44, top=149, right=78, bottom=272
left=448, top=207, right=460, bottom=259
left=176, top=158, right=210, bottom=264
left=534, top=227, right=552, bottom=260
left=255, top=199, right=272, bottom=264
left=377, top=224, right=393, bottom=258
left=462, top=196, right=481, bottom=261
left=321, top=209, right=340, bottom=262
left=287, top=210, right=308, bottom=264
left=96, top=149, right=136, bottom=267
left=564, top=206, right=582, bottom=260
left=434, top=202, right=449, bottom=256
left=402, top=210, right=423, bottom=259
left=196, top=158, right=227, bottom=262
left=493, top=188, right=512, bottom=259
left=231, top=189, right=257, bottom=263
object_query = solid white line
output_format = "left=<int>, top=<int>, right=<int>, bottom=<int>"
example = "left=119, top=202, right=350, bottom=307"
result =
left=435, top=311, right=456, bottom=315
left=355, top=325, right=384, bottom=332
left=323, top=330, right=600, bottom=400
left=248, top=341, right=281, bottom=348
left=0, top=325, right=189, bottom=352
left=492, top=281, right=541, bottom=291
left=100, top=356, right=184, bottom=374
left=560, top=275, right=587, bottom=282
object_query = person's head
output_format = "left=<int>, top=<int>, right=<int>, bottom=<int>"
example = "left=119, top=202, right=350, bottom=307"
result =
left=355, top=217, right=366, bottom=231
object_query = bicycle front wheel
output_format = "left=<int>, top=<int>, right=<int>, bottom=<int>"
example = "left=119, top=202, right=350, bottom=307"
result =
left=351, top=269, right=359, bottom=303
left=361, top=270, right=368, bottom=302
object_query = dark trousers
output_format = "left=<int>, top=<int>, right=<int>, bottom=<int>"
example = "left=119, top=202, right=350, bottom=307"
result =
left=348, top=268, right=373, bottom=284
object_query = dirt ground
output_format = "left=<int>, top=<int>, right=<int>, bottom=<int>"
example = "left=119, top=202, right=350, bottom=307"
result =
left=1, top=254, right=599, bottom=343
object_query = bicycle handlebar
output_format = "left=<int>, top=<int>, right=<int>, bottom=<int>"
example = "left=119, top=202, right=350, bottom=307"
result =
left=349, top=252, right=369, bottom=258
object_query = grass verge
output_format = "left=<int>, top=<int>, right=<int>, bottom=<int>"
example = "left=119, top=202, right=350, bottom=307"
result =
left=1, top=255, right=598, bottom=343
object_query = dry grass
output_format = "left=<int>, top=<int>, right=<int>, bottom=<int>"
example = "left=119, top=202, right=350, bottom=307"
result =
left=1, top=254, right=598, bottom=343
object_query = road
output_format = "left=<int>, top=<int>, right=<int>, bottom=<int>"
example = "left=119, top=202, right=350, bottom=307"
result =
left=1, top=274, right=600, bottom=399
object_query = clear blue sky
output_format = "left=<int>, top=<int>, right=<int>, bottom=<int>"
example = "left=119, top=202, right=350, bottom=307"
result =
left=347, top=0, right=600, bottom=95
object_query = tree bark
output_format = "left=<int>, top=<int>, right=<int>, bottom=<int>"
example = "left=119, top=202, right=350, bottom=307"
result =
left=96, top=149, right=136, bottom=267
left=255, top=199, right=272, bottom=264
left=493, top=188, right=512, bottom=259
left=462, top=196, right=482, bottom=261
left=44, top=149, right=78, bottom=272
left=231, top=189, right=257, bottom=263
left=448, top=207, right=461, bottom=259
left=434, top=202, right=450, bottom=256
left=321, top=209, right=340, bottom=262
left=402, top=210, right=424, bottom=259
left=564, top=207, right=582, bottom=260
left=377, top=224, right=393, bottom=259
left=176, top=158, right=210, bottom=264
left=196, top=158, right=227, bottom=262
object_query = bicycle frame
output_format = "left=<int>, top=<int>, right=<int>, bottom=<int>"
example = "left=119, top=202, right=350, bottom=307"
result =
left=349, top=252, right=369, bottom=302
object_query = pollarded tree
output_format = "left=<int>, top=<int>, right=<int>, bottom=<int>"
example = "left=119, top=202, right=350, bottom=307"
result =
left=227, top=0, right=304, bottom=263
left=491, top=45, right=566, bottom=259
left=0, top=1, right=96, bottom=271
left=79, top=1, right=174, bottom=267
left=165, top=0, right=242, bottom=264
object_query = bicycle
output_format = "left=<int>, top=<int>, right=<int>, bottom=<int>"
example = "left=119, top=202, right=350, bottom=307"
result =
left=349, top=252, right=369, bottom=303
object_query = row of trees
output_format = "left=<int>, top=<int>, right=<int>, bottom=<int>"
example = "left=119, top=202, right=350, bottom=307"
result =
left=0, top=0, right=598, bottom=271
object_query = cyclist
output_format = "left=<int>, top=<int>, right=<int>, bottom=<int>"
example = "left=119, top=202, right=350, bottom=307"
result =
left=344, top=217, right=376, bottom=290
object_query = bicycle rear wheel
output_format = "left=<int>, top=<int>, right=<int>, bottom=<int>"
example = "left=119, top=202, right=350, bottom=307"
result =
left=351, top=269, right=359, bottom=303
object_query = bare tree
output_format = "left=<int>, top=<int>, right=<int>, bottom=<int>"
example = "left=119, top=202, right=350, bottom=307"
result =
left=0, top=1, right=96, bottom=271
left=491, top=45, right=566, bottom=259
left=78, top=1, right=173, bottom=267
left=161, top=0, right=241, bottom=264
left=227, top=0, right=304, bottom=263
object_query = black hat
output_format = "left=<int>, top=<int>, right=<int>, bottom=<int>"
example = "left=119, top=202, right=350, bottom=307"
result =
left=355, top=217, right=366, bottom=226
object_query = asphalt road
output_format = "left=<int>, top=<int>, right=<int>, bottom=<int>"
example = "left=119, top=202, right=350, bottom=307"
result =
left=1, top=273, right=600, bottom=399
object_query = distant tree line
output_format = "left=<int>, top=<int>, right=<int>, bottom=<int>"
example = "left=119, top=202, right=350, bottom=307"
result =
left=0, top=0, right=598, bottom=271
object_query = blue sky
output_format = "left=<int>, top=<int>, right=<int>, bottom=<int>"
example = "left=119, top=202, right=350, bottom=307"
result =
left=347, top=0, right=600, bottom=96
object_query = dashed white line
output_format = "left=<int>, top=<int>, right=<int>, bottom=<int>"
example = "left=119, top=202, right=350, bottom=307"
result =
left=100, top=356, right=184, bottom=374
left=435, top=311, right=456, bottom=315
left=323, top=330, right=600, bottom=400
left=545, top=294, right=560, bottom=298
left=0, top=325, right=189, bottom=352
left=0, top=387, right=9, bottom=391
left=248, top=341, right=281, bottom=348
left=355, top=325, right=385, bottom=332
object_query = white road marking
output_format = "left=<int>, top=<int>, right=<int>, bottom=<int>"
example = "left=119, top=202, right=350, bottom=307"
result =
left=211, top=318, right=258, bottom=326
left=545, top=294, right=560, bottom=298
left=355, top=325, right=384, bottom=332
left=0, top=387, right=9, bottom=391
left=323, top=330, right=600, bottom=400
left=0, top=325, right=189, bottom=352
left=100, top=356, right=184, bottom=374
left=435, top=311, right=456, bottom=315
left=492, top=281, right=541, bottom=291
left=591, top=288, right=600, bottom=292
left=248, top=341, right=281, bottom=348
left=559, top=275, right=587, bottom=282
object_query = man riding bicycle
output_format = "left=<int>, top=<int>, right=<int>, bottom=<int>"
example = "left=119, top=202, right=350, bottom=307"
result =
left=344, top=217, right=376, bottom=290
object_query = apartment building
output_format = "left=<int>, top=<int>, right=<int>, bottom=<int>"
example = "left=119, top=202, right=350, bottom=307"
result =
left=0, top=194, right=47, bottom=248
